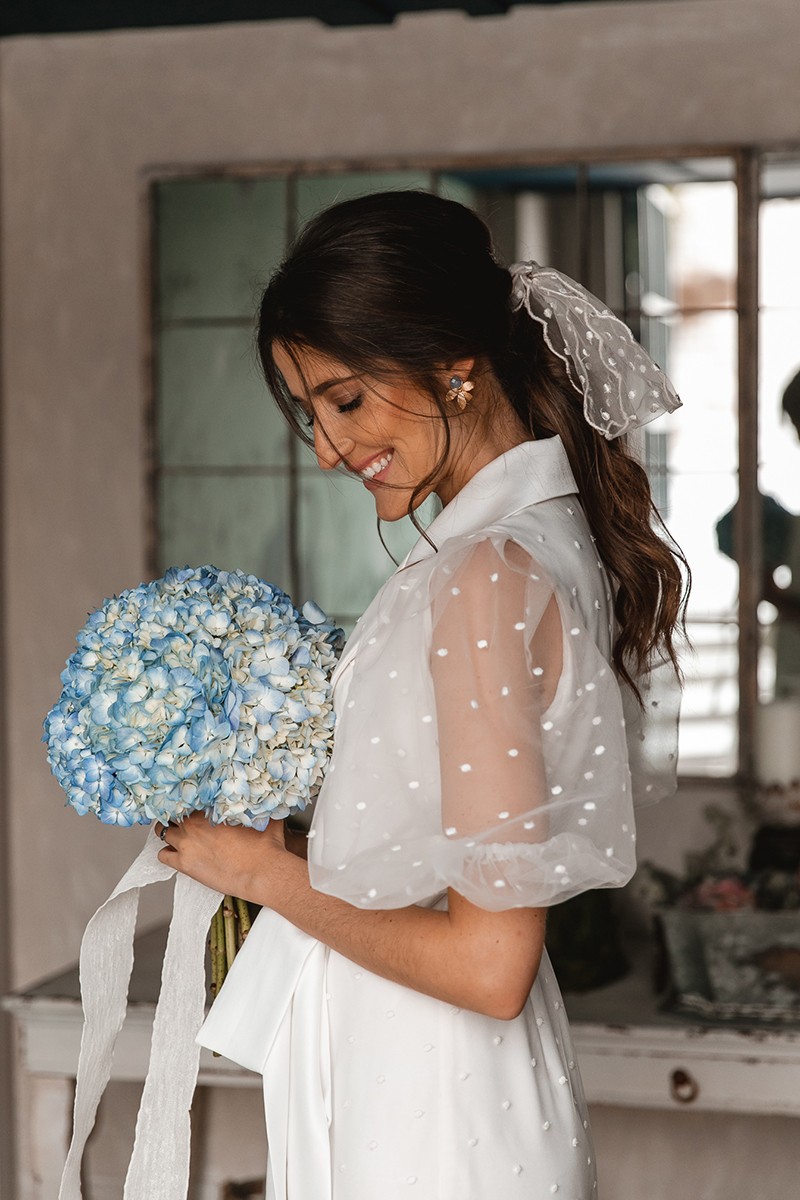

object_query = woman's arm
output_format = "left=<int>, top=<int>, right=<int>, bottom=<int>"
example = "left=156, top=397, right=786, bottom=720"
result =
left=158, top=816, right=545, bottom=1021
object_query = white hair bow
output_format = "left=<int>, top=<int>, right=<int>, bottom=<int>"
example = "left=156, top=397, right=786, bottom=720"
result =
left=509, top=262, right=682, bottom=440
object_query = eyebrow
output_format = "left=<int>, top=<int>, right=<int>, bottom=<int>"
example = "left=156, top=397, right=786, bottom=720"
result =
left=310, top=374, right=359, bottom=397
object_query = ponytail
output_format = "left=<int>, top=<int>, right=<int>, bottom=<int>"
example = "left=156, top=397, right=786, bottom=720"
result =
left=493, top=311, right=690, bottom=701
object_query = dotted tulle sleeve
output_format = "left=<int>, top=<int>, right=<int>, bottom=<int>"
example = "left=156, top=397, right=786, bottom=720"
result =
left=307, top=532, right=642, bottom=911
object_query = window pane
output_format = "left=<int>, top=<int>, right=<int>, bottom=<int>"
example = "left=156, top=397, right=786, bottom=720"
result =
left=760, top=309, right=800, bottom=510
left=158, top=327, right=289, bottom=468
left=159, top=474, right=291, bottom=591
left=666, top=181, right=737, bottom=311
left=760, top=194, right=800, bottom=310
left=758, top=184, right=800, bottom=703
left=295, top=170, right=433, bottom=228
left=298, top=467, right=429, bottom=624
left=677, top=619, right=738, bottom=775
left=657, top=310, right=738, bottom=478
left=653, top=181, right=738, bottom=775
left=437, top=173, right=480, bottom=210
left=156, top=178, right=286, bottom=321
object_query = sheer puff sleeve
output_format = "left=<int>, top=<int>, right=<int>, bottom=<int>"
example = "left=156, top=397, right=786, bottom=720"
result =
left=307, top=532, right=639, bottom=912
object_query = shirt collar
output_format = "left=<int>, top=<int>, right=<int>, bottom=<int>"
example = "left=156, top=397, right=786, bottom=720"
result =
left=401, top=435, right=578, bottom=567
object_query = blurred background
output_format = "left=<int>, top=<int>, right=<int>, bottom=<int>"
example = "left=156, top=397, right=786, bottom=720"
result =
left=2, top=2, right=800, bottom=1197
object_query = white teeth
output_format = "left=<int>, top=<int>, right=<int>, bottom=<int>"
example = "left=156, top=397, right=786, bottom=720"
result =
left=361, top=451, right=393, bottom=480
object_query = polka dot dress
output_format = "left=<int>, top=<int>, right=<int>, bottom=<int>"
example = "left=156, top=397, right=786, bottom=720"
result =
left=199, top=437, right=678, bottom=1200
left=323, top=916, right=596, bottom=1199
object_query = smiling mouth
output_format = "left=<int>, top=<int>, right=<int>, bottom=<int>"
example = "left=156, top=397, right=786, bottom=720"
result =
left=358, top=450, right=394, bottom=481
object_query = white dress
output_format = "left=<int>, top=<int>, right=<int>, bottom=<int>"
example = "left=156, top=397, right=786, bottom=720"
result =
left=198, top=436, right=679, bottom=1200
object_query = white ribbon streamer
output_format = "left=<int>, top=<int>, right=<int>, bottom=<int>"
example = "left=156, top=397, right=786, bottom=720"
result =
left=59, top=831, right=223, bottom=1200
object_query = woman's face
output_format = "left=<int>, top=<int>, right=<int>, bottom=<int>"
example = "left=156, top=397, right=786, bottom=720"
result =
left=272, top=343, right=473, bottom=521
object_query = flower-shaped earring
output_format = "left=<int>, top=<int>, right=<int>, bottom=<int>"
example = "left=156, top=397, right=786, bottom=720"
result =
left=446, top=375, right=474, bottom=412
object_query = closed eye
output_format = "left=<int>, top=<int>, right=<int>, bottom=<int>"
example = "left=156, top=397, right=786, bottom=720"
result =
left=298, top=393, right=362, bottom=429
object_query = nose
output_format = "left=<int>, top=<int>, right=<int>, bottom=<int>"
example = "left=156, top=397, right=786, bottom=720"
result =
left=313, top=422, right=354, bottom=471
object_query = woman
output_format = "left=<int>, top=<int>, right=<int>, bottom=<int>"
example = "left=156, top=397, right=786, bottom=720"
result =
left=157, top=191, right=687, bottom=1199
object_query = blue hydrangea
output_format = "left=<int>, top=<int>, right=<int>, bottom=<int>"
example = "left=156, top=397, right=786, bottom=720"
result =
left=43, top=566, right=343, bottom=830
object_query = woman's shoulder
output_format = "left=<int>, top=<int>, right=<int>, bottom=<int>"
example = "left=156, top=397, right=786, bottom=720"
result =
left=414, top=497, right=607, bottom=597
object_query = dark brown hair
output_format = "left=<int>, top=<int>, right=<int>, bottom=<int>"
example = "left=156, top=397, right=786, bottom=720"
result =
left=257, top=190, right=689, bottom=700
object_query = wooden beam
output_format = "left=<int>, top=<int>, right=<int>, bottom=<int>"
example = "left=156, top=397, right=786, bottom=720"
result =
left=0, top=45, right=20, bottom=1200
left=734, top=147, right=761, bottom=786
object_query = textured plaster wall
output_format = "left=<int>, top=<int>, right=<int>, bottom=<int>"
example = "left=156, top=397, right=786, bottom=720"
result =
left=4, top=0, right=797, bottom=990
left=2, top=1, right=800, bottom=1194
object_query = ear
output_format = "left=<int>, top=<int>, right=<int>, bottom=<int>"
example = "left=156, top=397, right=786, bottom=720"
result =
left=444, top=357, right=476, bottom=384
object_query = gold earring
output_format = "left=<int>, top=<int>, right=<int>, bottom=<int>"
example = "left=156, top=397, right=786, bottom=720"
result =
left=446, top=374, right=474, bottom=411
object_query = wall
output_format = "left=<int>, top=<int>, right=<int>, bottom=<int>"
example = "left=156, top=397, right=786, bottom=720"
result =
left=5, top=0, right=798, bottom=992
left=2, top=1, right=800, bottom=1195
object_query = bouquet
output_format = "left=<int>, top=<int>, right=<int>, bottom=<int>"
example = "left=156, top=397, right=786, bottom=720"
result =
left=44, top=564, right=343, bottom=990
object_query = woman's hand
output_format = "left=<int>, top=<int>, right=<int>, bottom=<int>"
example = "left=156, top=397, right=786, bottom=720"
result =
left=155, top=813, right=290, bottom=903
left=157, top=814, right=544, bottom=1019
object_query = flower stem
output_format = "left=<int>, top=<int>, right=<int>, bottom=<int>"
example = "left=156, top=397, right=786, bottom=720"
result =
left=235, top=895, right=252, bottom=947
left=209, top=905, right=224, bottom=998
left=222, top=895, right=237, bottom=976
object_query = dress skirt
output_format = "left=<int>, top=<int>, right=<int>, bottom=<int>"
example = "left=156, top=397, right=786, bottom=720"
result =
left=199, top=902, right=596, bottom=1200
left=318, top=943, right=597, bottom=1200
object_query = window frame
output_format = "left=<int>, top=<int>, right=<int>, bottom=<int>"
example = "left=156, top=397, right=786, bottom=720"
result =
left=142, top=143, right=794, bottom=791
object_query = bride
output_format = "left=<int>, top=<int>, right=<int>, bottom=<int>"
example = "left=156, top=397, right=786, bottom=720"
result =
left=157, top=189, right=687, bottom=1199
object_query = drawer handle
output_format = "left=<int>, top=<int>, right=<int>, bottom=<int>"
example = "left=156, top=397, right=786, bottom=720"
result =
left=670, top=1068, right=699, bottom=1104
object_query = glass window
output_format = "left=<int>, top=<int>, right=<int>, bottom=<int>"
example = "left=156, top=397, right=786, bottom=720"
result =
left=151, top=154, right=774, bottom=780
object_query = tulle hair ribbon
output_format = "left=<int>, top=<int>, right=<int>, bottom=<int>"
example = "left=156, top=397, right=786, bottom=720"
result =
left=509, top=262, right=682, bottom=440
